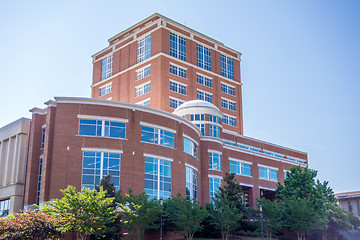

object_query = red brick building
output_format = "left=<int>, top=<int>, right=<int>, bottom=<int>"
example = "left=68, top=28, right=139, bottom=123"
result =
left=23, top=14, right=307, bottom=209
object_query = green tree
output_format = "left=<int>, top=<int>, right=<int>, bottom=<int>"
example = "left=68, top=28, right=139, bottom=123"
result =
left=216, top=172, right=248, bottom=217
left=117, top=189, right=161, bottom=240
left=95, top=175, right=123, bottom=239
left=257, top=198, right=282, bottom=239
left=165, top=194, right=208, bottom=240
left=206, top=195, right=243, bottom=240
left=0, top=209, right=62, bottom=240
left=42, top=186, right=116, bottom=240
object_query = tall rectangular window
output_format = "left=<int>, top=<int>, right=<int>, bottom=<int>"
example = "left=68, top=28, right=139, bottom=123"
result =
left=186, top=166, right=197, bottom=199
left=101, top=55, right=113, bottom=81
left=144, top=157, right=171, bottom=200
left=209, top=115, right=219, bottom=123
left=197, top=90, right=212, bottom=103
left=195, top=124, right=205, bottom=135
left=221, top=83, right=235, bottom=95
left=82, top=151, right=121, bottom=191
left=170, top=32, right=186, bottom=61
left=258, top=166, right=278, bottom=182
left=100, top=83, right=112, bottom=96
left=170, top=98, right=184, bottom=109
left=79, top=119, right=126, bottom=139
left=137, top=35, right=151, bottom=63
left=170, top=80, right=187, bottom=95
left=184, top=137, right=198, bottom=158
left=136, top=82, right=151, bottom=97
left=197, top=74, right=212, bottom=87
left=170, top=64, right=187, bottom=78
left=209, top=177, right=221, bottom=202
left=223, top=115, right=236, bottom=126
left=209, top=152, right=221, bottom=171
left=229, top=160, right=251, bottom=177
left=220, top=54, right=234, bottom=80
left=209, top=125, right=220, bottom=138
left=0, top=199, right=10, bottom=217
left=136, top=65, right=151, bottom=80
left=141, top=126, right=174, bottom=148
left=36, top=155, right=43, bottom=205
left=40, top=127, right=45, bottom=149
left=222, top=98, right=236, bottom=111
left=197, top=44, right=211, bottom=71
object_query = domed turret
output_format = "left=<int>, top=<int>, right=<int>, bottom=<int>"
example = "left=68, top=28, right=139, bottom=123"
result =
left=173, top=100, right=223, bottom=118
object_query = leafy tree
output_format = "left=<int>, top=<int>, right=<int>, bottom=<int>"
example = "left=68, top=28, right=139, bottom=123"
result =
left=0, top=209, right=62, bottom=240
left=206, top=195, right=243, bottom=240
left=216, top=172, right=248, bottom=217
left=165, top=194, right=208, bottom=240
left=42, top=186, right=116, bottom=240
left=94, top=175, right=124, bottom=239
left=257, top=198, right=282, bottom=240
left=117, top=189, right=161, bottom=240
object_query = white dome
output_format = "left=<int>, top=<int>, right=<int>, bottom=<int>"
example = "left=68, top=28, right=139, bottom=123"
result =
left=173, top=100, right=223, bottom=118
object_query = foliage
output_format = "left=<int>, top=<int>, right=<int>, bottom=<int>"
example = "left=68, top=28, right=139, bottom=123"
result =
left=206, top=195, right=243, bottom=240
left=165, top=194, right=208, bottom=240
left=42, top=186, right=116, bottom=240
left=95, top=175, right=124, bottom=239
left=0, top=209, right=62, bottom=240
left=216, top=172, right=248, bottom=217
left=117, top=189, right=161, bottom=240
left=257, top=198, right=282, bottom=239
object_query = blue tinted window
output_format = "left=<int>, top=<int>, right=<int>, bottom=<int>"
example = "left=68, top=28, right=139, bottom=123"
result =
left=144, top=157, right=171, bottom=200
left=170, top=32, right=186, bottom=61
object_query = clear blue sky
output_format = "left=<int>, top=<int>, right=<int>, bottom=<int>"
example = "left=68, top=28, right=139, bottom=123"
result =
left=1, top=0, right=359, bottom=193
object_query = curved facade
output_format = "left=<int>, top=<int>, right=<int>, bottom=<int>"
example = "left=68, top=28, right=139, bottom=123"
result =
left=24, top=97, right=307, bottom=208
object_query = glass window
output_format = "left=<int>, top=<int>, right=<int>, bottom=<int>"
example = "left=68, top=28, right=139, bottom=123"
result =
left=197, top=44, right=211, bottom=71
left=136, top=65, right=151, bottom=80
left=36, top=156, right=43, bottom=205
left=170, top=64, right=187, bottom=78
left=209, top=115, right=219, bottom=123
left=136, top=82, right=151, bottom=97
left=137, top=35, right=151, bottom=63
left=170, top=81, right=187, bottom=95
left=195, top=124, right=205, bottom=136
left=197, top=90, right=212, bottom=103
left=79, top=119, right=126, bottom=139
left=220, top=54, right=234, bottom=80
left=222, top=98, right=236, bottom=111
left=0, top=199, right=10, bottom=218
left=209, top=177, right=221, bottom=202
left=197, top=74, right=212, bottom=87
left=101, top=55, right=113, bottom=80
left=41, top=127, right=45, bottom=149
left=170, top=32, right=186, bottom=61
left=137, top=99, right=151, bottom=107
left=258, top=166, right=278, bottom=182
left=209, top=152, right=221, bottom=171
left=82, top=151, right=121, bottom=191
left=209, top=125, right=220, bottom=138
left=190, top=114, right=205, bottom=121
left=186, top=166, right=197, bottom=199
left=184, top=138, right=198, bottom=158
left=221, top=83, right=235, bottom=95
left=141, top=126, right=174, bottom=148
left=144, top=157, right=171, bottom=200
left=229, top=160, right=251, bottom=177
left=170, top=98, right=184, bottom=109
left=100, top=83, right=112, bottom=96
left=223, top=115, right=236, bottom=126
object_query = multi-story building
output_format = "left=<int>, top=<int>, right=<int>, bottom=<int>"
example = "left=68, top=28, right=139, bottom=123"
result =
left=335, top=191, right=360, bottom=219
left=91, top=13, right=243, bottom=135
left=0, top=118, right=31, bottom=217
left=22, top=13, right=308, bottom=210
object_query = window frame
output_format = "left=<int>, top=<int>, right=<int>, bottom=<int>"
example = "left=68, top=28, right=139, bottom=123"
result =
left=101, top=55, right=113, bottom=80
left=170, top=32, right=186, bottom=61
left=137, top=35, right=151, bottom=63
left=196, top=44, right=211, bottom=71
left=136, top=81, right=151, bottom=97
left=220, top=54, right=234, bottom=80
